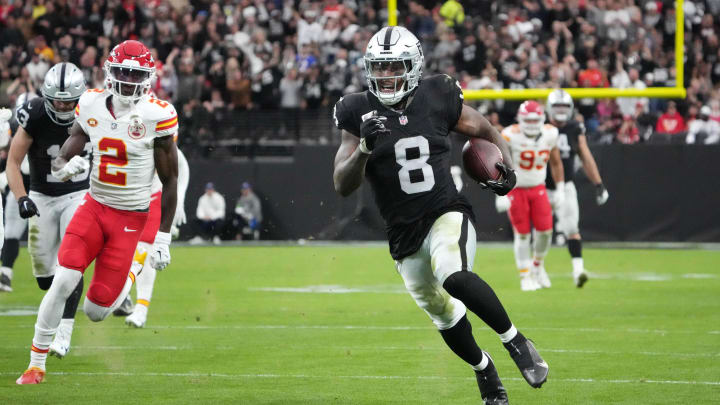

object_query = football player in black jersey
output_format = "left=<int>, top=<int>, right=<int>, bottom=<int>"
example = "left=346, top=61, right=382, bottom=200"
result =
left=545, top=89, right=609, bottom=288
left=6, top=62, right=90, bottom=358
left=333, top=26, right=548, bottom=404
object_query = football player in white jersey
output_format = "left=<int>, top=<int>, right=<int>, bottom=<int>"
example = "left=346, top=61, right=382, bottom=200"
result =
left=117, top=146, right=189, bottom=328
left=17, top=40, right=179, bottom=384
left=497, top=101, right=565, bottom=291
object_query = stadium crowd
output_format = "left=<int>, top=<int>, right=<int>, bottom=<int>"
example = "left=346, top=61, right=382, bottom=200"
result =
left=1, top=0, right=720, bottom=154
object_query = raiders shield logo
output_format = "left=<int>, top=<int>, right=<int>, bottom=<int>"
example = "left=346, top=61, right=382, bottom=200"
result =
left=128, top=115, right=146, bottom=139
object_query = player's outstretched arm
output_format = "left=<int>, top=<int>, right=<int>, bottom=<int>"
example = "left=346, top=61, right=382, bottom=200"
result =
left=6, top=127, right=32, bottom=200
left=51, top=121, right=89, bottom=178
left=154, top=136, right=179, bottom=234
left=333, top=130, right=371, bottom=197
left=454, top=105, right=514, bottom=170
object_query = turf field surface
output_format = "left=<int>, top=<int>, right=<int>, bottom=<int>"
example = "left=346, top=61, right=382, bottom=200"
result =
left=1, top=246, right=719, bottom=404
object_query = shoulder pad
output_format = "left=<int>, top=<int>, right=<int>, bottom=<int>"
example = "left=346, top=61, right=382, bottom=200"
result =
left=333, top=93, right=368, bottom=136
left=15, top=97, right=47, bottom=130
left=140, top=97, right=178, bottom=136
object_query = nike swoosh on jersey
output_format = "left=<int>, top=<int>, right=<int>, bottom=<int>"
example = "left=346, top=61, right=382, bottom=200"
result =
left=124, top=227, right=137, bottom=232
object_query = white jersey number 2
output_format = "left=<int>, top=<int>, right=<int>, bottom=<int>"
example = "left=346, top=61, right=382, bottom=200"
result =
left=394, top=136, right=435, bottom=194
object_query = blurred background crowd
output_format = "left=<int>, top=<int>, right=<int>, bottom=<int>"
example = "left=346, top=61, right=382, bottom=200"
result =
left=1, top=0, right=719, bottom=157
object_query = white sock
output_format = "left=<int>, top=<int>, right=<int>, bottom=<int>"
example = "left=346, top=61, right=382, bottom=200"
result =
left=514, top=233, right=531, bottom=270
left=533, top=230, right=553, bottom=261
left=136, top=260, right=157, bottom=304
left=498, top=324, right=518, bottom=343
left=30, top=267, right=82, bottom=370
left=471, top=352, right=490, bottom=371
left=572, top=258, right=584, bottom=274
left=58, top=317, right=75, bottom=330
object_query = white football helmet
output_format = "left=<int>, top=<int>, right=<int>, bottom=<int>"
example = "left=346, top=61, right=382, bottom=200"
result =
left=517, top=100, right=545, bottom=137
left=364, top=26, right=424, bottom=105
left=547, top=89, right=574, bottom=124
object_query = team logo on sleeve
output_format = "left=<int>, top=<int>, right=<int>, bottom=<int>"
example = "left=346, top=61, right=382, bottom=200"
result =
left=87, top=118, right=98, bottom=127
left=128, top=115, right=146, bottom=139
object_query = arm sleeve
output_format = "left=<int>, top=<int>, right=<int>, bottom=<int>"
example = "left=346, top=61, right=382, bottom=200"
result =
left=332, top=96, right=360, bottom=137
left=176, top=148, right=190, bottom=208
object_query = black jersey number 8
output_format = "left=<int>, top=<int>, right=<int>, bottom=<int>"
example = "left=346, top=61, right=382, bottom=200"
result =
left=394, top=136, right=435, bottom=194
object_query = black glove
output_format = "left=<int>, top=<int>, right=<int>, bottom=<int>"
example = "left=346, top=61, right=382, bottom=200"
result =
left=483, top=162, right=517, bottom=196
left=18, top=196, right=40, bottom=218
left=358, top=115, right=390, bottom=153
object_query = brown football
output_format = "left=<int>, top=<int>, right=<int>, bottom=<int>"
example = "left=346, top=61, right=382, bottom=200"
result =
left=462, top=139, right=502, bottom=183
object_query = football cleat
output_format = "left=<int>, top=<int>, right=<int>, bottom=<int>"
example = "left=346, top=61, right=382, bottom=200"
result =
left=574, top=270, right=589, bottom=288
left=16, top=367, right=45, bottom=384
left=49, top=322, right=74, bottom=359
left=0, top=266, right=12, bottom=292
left=125, top=310, right=146, bottom=328
left=503, top=333, right=549, bottom=388
left=475, top=352, right=509, bottom=405
left=520, top=276, right=541, bottom=291
left=113, top=296, right=134, bottom=317
left=532, top=264, right=551, bottom=288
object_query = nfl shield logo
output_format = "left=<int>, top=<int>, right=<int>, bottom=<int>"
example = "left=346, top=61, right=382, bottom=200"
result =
left=111, top=123, right=118, bottom=130
left=399, top=115, right=408, bottom=125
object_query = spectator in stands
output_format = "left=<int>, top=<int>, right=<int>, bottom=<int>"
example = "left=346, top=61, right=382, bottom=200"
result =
left=655, top=101, right=687, bottom=136
left=193, top=182, right=226, bottom=245
left=617, top=114, right=640, bottom=144
left=686, top=105, right=720, bottom=144
left=234, top=182, right=263, bottom=240
left=439, top=0, right=465, bottom=29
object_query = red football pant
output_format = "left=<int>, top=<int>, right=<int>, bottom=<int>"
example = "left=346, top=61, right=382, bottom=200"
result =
left=507, top=184, right=553, bottom=234
left=58, top=194, right=149, bottom=307
left=140, top=191, right=162, bottom=244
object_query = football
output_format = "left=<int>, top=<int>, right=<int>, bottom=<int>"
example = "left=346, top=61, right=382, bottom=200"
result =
left=462, top=138, right=503, bottom=183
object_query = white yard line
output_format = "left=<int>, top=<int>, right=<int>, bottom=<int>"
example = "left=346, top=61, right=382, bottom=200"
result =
left=6, top=345, right=717, bottom=358
left=1, top=371, right=718, bottom=386
left=4, top=323, right=720, bottom=335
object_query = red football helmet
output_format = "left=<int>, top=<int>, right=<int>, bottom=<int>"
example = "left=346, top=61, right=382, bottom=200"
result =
left=104, top=40, right=156, bottom=103
left=517, top=100, right=545, bottom=137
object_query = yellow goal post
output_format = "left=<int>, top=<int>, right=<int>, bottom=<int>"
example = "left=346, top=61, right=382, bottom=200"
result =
left=387, top=0, right=686, bottom=99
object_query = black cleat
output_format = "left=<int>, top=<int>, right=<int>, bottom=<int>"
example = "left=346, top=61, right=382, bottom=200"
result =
left=475, top=352, right=509, bottom=405
left=575, top=272, right=589, bottom=288
left=112, top=296, right=134, bottom=317
left=503, top=333, right=548, bottom=388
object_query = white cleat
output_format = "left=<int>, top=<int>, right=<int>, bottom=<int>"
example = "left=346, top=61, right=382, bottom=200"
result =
left=532, top=265, right=552, bottom=288
left=520, top=276, right=541, bottom=291
left=49, top=322, right=74, bottom=359
left=573, top=270, right=589, bottom=288
left=125, top=311, right=146, bottom=328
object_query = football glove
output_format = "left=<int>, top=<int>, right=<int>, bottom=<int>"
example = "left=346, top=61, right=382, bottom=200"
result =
left=552, top=182, right=566, bottom=209
left=17, top=196, right=39, bottom=219
left=596, top=183, right=609, bottom=205
left=495, top=195, right=511, bottom=213
left=51, top=155, right=89, bottom=182
left=482, top=163, right=516, bottom=196
left=358, top=113, right=390, bottom=154
left=173, top=203, right=187, bottom=227
left=149, top=231, right=171, bottom=271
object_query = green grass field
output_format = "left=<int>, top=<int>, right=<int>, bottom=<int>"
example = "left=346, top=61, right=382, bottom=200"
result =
left=0, top=245, right=718, bottom=404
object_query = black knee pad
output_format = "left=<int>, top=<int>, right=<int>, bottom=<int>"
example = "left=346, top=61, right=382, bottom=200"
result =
left=36, top=276, right=54, bottom=290
left=443, top=271, right=481, bottom=298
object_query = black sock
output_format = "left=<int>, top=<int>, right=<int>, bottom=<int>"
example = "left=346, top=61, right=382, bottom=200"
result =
left=568, top=239, right=582, bottom=258
left=36, top=275, right=54, bottom=290
left=439, top=315, right=484, bottom=366
left=1, top=238, right=19, bottom=267
left=443, top=271, right=512, bottom=335
left=62, top=277, right=84, bottom=319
